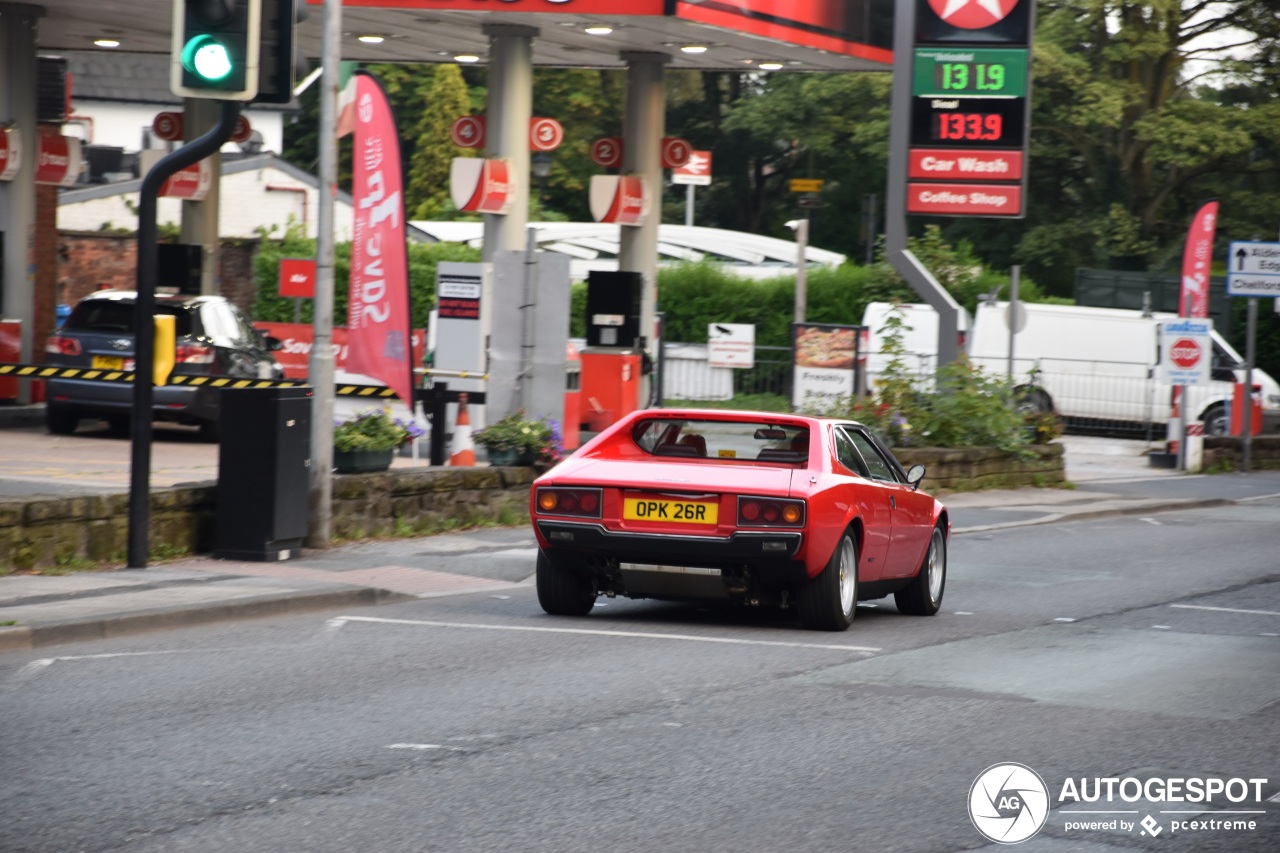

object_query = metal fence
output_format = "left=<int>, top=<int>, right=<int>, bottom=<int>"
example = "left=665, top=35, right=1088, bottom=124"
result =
left=661, top=343, right=793, bottom=403
left=659, top=345, right=1234, bottom=437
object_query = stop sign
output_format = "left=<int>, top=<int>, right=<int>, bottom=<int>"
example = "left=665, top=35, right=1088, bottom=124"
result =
left=1170, top=338, right=1201, bottom=369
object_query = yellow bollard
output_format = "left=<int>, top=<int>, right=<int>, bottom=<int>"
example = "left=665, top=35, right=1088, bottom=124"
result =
left=153, top=314, right=175, bottom=386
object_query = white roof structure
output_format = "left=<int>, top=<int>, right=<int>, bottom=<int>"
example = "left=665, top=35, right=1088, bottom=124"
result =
left=411, top=221, right=847, bottom=281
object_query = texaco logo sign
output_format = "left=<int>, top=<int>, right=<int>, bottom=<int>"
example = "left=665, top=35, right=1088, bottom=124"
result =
left=927, top=0, right=1021, bottom=29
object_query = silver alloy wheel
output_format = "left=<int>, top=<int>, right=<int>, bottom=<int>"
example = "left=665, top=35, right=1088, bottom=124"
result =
left=926, top=529, right=944, bottom=604
left=838, top=535, right=856, bottom=615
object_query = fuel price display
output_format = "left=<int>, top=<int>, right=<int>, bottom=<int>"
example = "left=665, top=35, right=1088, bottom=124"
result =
left=913, top=48, right=1027, bottom=98
left=910, top=98, right=1025, bottom=148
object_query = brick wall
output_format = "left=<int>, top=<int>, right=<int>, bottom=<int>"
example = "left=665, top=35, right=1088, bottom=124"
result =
left=56, top=232, right=260, bottom=316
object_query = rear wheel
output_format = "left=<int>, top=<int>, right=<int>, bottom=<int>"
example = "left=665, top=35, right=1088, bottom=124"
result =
left=46, top=406, right=79, bottom=436
left=536, top=550, right=596, bottom=616
left=798, top=530, right=857, bottom=631
left=105, top=415, right=131, bottom=436
left=1014, top=386, right=1053, bottom=417
left=895, top=525, right=946, bottom=616
left=1202, top=404, right=1227, bottom=437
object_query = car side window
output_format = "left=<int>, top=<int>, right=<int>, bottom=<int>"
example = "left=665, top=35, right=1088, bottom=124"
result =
left=843, top=428, right=899, bottom=482
left=833, top=428, right=870, bottom=477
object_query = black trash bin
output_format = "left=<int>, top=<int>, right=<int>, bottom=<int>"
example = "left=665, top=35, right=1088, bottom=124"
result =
left=214, top=386, right=313, bottom=561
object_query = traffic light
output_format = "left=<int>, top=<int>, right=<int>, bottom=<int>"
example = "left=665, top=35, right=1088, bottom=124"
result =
left=253, top=0, right=304, bottom=104
left=171, top=0, right=262, bottom=101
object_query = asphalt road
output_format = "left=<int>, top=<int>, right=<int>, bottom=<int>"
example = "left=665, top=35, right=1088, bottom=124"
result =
left=2, top=499, right=1277, bottom=852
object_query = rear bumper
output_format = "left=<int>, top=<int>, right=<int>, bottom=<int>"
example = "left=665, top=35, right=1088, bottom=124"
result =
left=46, top=378, right=216, bottom=422
left=536, top=519, right=806, bottom=571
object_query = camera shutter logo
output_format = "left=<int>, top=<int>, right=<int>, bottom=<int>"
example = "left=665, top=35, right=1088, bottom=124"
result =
left=969, top=763, right=1050, bottom=844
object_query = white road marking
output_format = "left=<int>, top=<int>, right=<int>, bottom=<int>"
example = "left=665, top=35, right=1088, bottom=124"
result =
left=1054, top=617, right=1077, bottom=623
left=1269, top=791, right=1280, bottom=803
left=1171, top=604, right=1280, bottom=617
left=1239, top=492, right=1280, bottom=503
left=329, top=615, right=880, bottom=653
left=1151, top=625, right=1171, bottom=630
left=954, top=611, right=974, bottom=616
left=7, top=650, right=199, bottom=686
left=386, top=743, right=463, bottom=751
left=1140, top=517, right=1162, bottom=526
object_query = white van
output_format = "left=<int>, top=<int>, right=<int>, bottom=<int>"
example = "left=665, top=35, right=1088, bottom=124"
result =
left=861, top=301, right=971, bottom=389
left=861, top=301, right=1280, bottom=435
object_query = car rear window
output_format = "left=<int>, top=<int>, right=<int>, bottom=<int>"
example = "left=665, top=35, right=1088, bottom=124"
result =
left=64, top=301, right=193, bottom=336
left=631, top=418, right=810, bottom=463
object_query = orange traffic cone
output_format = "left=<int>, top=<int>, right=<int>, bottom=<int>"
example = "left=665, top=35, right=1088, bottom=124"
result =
left=449, top=393, right=476, bottom=467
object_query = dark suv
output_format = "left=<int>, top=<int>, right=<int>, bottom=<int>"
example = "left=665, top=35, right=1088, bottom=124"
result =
left=44, top=291, right=285, bottom=439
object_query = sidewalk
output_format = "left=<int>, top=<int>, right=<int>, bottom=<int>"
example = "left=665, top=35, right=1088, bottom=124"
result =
left=3, top=434, right=1278, bottom=653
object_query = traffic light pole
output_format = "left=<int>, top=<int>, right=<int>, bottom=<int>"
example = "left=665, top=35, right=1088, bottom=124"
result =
left=128, top=100, right=241, bottom=568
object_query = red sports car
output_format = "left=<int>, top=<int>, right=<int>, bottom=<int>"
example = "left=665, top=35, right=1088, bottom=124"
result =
left=530, top=409, right=949, bottom=631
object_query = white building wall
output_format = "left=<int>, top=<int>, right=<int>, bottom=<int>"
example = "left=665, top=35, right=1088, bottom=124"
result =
left=66, top=100, right=285, bottom=154
left=57, top=163, right=354, bottom=241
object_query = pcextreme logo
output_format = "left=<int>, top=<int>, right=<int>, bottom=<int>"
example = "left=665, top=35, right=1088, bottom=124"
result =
left=969, top=764, right=1271, bottom=844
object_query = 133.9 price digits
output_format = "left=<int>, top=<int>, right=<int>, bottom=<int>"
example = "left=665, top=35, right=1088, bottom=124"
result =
left=933, top=112, right=1002, bottom=142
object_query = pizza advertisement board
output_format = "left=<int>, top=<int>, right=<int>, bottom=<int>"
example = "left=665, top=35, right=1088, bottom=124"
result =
left=791, top=323, right=862, bottom=411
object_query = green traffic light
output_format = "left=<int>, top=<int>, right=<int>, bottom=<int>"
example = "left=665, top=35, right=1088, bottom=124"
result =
left=181, top=34, right=234, bottom=82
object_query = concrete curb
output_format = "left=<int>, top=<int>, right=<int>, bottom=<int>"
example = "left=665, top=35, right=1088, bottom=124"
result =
left=953, top=498, right=1232, bottom=534
left=0, top=585, right=413, bottom=652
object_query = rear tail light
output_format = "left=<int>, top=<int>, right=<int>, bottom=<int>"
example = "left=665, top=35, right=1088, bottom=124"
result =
left=175, top=342, right=215, bottom=365
left=737, top=496, right=805, bottom=528
left=46, top=336, right=81, bottom=356
left=536, top=487, right=602, bottom=519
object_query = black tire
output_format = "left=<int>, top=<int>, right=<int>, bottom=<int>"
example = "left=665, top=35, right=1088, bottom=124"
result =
left=798, top=530, right=858, bottom=632
left=106, top=415, right=131, bottom=436
left=895, top=525, right=947, bottom=616
left=1014, top=386, right=1053, bottom=417
left=46, top=406, right=79, bottom=436
left=197, top=419, right=221, bottom=443
left=536, top=549, right=596, bottom=616
left=1201, top=404, right=1227, bottom=438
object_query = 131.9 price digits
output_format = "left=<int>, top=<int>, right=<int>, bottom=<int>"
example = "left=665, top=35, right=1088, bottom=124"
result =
left=937, top=62, right=1005, bottom=92
left=933, top=112, right=1003, bottom=142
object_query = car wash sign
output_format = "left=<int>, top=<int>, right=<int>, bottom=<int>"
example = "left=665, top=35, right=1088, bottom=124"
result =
left=1160, top=319, right=1212, bottom=386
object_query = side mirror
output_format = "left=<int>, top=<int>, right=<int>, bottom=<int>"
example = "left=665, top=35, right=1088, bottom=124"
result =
left=264, top=335, right=284, bottom=352
left=906, top=464, right=926, bottom=489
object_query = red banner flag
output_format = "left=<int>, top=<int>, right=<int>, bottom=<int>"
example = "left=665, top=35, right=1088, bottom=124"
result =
left=348, top=72, right=414, bottom=410
left=1179, top=200, right=1218, bottom=318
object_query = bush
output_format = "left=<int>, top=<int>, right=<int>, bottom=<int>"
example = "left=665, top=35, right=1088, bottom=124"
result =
left=252, top=220, right=481, bottom=327
left=818, top=302, right=1034, bottom=454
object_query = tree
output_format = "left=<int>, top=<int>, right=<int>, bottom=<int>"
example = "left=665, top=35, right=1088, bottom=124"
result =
left=407, top=64, right=473, bottom=220
left=1015, top=0, right=1280, bottom=292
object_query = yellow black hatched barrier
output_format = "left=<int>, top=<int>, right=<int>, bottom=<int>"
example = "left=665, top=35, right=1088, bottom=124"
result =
left=0, top=362, right=402, bottom=399
left=0, top=363, right=136, bottom=383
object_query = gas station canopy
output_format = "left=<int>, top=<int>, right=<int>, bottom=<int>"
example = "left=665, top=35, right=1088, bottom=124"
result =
left=33, top=0, right=893, bottom=73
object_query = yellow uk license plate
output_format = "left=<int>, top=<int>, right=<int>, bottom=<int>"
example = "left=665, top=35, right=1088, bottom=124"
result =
left=92, top=355, right=124, bottom=370
left=623, top=497, right=718, bottom=525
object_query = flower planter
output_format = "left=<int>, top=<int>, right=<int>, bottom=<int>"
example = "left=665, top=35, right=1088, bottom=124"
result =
left=333, top=448, right=394, bottom=474
left=486, top=448, right=535, bottom=467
